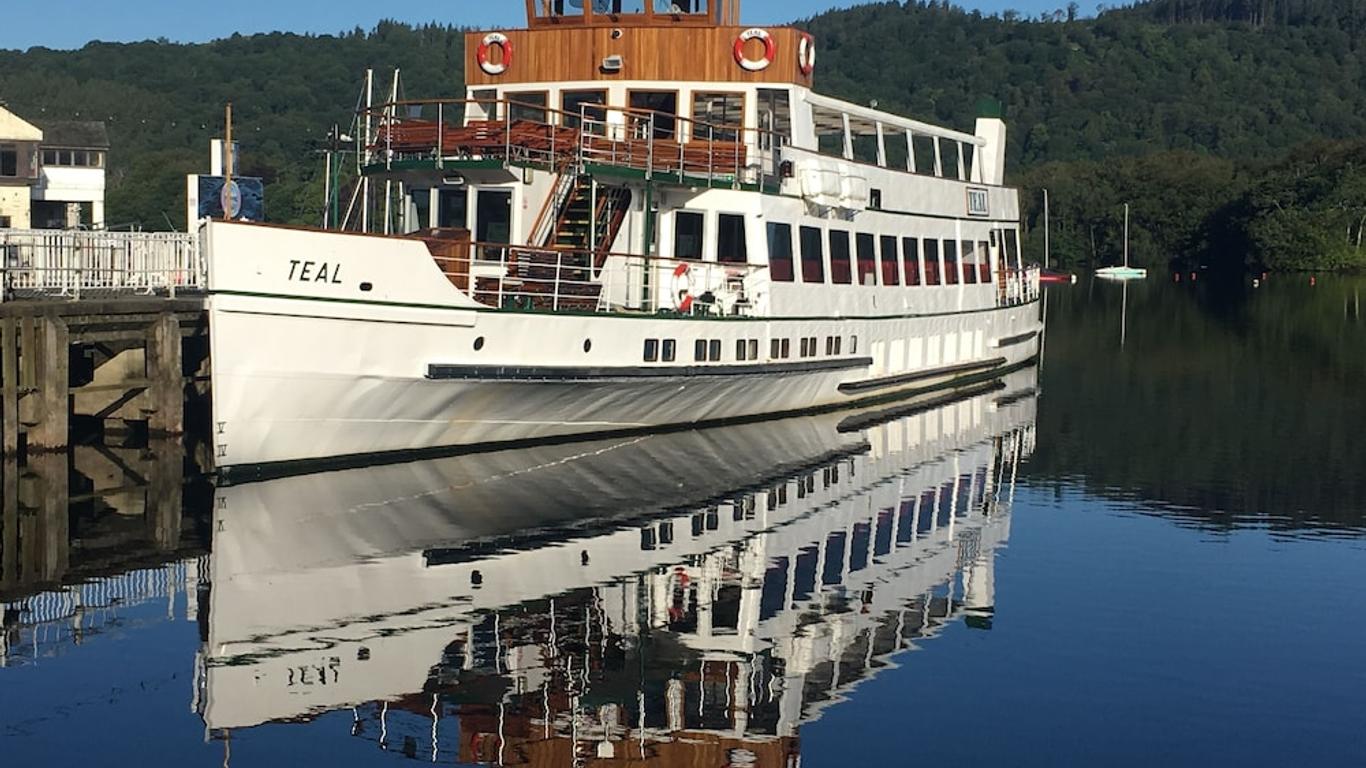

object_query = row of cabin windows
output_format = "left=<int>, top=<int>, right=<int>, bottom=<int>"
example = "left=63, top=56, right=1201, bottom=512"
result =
left=769, top=223, right=1020, bottom=287
left=493, top=88, right=750, bottom=142
left=645, top=335, right=858, bottom=363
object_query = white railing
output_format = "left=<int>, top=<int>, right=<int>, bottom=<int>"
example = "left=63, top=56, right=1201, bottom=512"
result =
left=1001, top=265, right=1042, bottom=307
left=432, top=242, right=767, bottom=316
left=0, top=229, right=205, bottom=300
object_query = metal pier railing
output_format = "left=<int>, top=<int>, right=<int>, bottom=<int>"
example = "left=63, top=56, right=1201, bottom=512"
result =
left=0, top=229, right=205, bottom=300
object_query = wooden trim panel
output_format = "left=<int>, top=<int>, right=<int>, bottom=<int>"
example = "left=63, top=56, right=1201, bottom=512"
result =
left=466, top=26, right=816, bottom=87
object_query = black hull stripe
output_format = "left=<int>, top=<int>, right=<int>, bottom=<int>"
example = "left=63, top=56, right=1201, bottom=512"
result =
left=427, top=357, right=873, bottom=382
left=837, top=357, right=1008, bottom=395
left=995, top=330, right=1040, bottom=348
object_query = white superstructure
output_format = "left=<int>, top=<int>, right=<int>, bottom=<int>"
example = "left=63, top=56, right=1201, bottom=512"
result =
left=204, top=0, right=1042, bottom=476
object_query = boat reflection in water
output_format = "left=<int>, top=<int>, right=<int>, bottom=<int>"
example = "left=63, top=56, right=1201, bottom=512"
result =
left=199, top=369, right=1039, bottom=765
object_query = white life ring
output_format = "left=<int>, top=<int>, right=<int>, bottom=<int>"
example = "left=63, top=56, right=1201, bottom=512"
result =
left=798, top=33, right=816, bottom=76
left=672, top=263, right=695, bottom=313
left=733, top=28, right=775, bottom=73
left=477, top=33, right=512, bottom=76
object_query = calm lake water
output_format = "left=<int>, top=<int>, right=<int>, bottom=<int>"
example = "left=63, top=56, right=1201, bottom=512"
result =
left=2, top=276, right=1364, bottom=766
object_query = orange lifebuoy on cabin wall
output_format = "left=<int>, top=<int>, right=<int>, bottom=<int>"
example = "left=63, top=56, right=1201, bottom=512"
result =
left=797, top=33, right=816, bottom=76
left=477, top=33, right=512, bottom=76
left=733, top=28, right=776, bottom=72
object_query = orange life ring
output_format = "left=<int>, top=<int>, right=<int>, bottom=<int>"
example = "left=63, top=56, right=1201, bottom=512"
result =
left=733, top=28, right=775, bottom=72
left=477, top=33, right=512, bottom=76
left=798, top=34, right=816, bottom=76
left=672, top=263, right=695, bottom=313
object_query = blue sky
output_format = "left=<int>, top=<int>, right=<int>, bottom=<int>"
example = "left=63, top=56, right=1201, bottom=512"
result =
left=0, top=0, right=1061, bottom=51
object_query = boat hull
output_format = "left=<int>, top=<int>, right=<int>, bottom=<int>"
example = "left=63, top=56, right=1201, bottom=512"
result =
left=209, top=293, right=1042, bottom=477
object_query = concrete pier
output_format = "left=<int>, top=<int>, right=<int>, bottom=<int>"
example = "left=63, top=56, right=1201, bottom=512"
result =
left=0, top=298, right=206, bottom=456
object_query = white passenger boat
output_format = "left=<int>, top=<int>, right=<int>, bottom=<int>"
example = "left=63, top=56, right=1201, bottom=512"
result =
left=202, top=0, right=1042, bottom=477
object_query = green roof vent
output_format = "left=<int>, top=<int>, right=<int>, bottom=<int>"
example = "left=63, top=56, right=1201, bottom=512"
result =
left=976, top=98, right=1004, bottom=119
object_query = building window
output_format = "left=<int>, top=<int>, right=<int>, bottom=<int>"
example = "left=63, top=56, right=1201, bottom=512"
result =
left=674, top=211, right=705, bottom=261
left=717, top=213, right=748, bottom=264
left=880, top=236, right=901, bottom=286
left=662, top=339, right=677, bottom=362
left=644, top=339, right=660, bottom=362
left=767, top=222, right=794, bottom=282
left=856, top=233, right=877, bottom=287
left=0, top=147, right=17, bottom=178
left=41, top=150, right=57, bottom=166
left=799, top=226, right=825, bottom=284
left=829, top=230, right=852, bottom=285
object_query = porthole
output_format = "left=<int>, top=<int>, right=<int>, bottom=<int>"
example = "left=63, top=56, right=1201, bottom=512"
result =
left=359, top=281, right=374, bottom=292
left=473, top=336, right=486, bottom=351
left=583, top=339, right=592, bottom=353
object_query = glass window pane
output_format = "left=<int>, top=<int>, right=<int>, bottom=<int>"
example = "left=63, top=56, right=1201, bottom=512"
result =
left=767, top=223, right=794, bottom=282
left=922, top=239, right=941, bottom=285
left=902, top=237, right=921, bottom=286
left=717, top=213, right=748, bottom=264
left=476, top=190, right=513, bottom=243
left=942, top=240, right=960, bottom=285
left=856, top=233, right=877, bottom=286
left=829, top=230, right=852, bottom=285
left=562, top=90, right=608, bottom=131
left=979, top=241, right=992, bottom=282
left=961, top=240, right=978, bottom=284
left=799, top=226, right=824, bottom=284
left=880, top=235, right=900, bottom=286
left=508, top=92, right=548, bottom=123
left=691, top=92, right=742, bottom=142
left=629, top=91, right=678, bottom=139
left=674, top=211, right=704, bottom=260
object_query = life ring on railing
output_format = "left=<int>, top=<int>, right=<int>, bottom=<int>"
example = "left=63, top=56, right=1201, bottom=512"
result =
left=672, top=263, right=695, bottom=313
left=733, top=28, right=775, bottom=73
left=797, top=34, right=816, bottom=76
left=477, top=33, right=512, bottom=76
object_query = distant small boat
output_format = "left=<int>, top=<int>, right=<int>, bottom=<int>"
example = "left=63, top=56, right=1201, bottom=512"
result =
left=1096, top=204, right=1146, bottom=280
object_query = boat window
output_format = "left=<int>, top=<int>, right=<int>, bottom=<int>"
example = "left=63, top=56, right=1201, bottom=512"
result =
left=1004, top=229, right=1022, bottom=270
left=978, top=240, right=992, bottom=282
left=469, top=89, right=498, bottom=121
left=657, top=0, right=709, bottom=14
left=629, top=90, right=678, bottom=139
left=902, top=237, right=921, bottom=286
left=884, top=129, right=910, bottom=171
left=880, top=235, right=901, bottom=286
left=829, top=230, right=853, bottom=285
left=736, top=339, right=749, bottom=360
left=410, top=189, right=432, bottom=230
left=757, top=89, right=792, bottom=150
left=691, top=92, right=743, bottom=143
left=770, top=339, right=781, bottom=359
left=767, top=222, right=794, bottom=282
left=662, top=339, right=677, bottom=362
left=438, top=189, right=468, bottom=229
left=749, top=340, right=759, bottom=360
left=674, top=211, right=705, bottom=261
left=508, top=91, right=549, bottom=124
left=644, top=339, right=660, bottom=362
left=781, top=338, right=791, bottom=358
left=856, top=233, right=877, bottom=286
left=812, top=105, right=847, bottom=158
left=799, top=226, right=825, bottom=284
left=961, top=240, right=978, bottom=284
left=541, top=0, right=584, bottom=18
left=922, top=239, right=941, bottom=285
left=849, top=115, right=880, bottom=165
left=717, top=214, right=748, bottom=264
left=562, top=90, right=608, bottom=131
left=708, top=339, right=722, bottom=361
left=942, top=240, right=961, bottom=285
left=911, top=134, right=937, bottom=176
left=694, top=339, right=708, bottom=361
left=939, top=137, right=963, bottom=180
left=475, top=190, right=512, bottom=243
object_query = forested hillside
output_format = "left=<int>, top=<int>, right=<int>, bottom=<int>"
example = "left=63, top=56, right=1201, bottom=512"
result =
left=0, top=1, right=1363, bottom=271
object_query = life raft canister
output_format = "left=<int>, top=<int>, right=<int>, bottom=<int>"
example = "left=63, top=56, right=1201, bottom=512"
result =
left=798, top=33, right=816, bottom=76
left=672, top=263, right=695, bottom=313
left=477, top=33, right=512, bottom=76
left=733, top=28, right=775, bottom=73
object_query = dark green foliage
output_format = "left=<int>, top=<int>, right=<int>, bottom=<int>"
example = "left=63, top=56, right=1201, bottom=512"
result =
left=0, top=21, right=465, bottom=230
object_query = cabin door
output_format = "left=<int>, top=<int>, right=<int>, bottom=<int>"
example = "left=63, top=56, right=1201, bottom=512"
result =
left=994, top=228, right=1009, bottom=304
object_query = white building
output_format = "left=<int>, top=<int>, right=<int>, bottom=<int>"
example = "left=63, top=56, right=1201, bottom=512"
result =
left=32, top=120, right=108, bottom=229
left=0, top=105, right=42, bottom=229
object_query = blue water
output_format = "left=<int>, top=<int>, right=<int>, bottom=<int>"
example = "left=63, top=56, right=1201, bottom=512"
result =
left=2, top=277, right=1364, bottom=766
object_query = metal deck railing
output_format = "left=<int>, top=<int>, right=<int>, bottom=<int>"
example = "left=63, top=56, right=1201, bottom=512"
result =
left=0, top=229, right=205, bottom=300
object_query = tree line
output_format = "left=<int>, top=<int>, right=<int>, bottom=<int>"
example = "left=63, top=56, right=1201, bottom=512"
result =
left=0, top=1, right=1362, bottom=270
